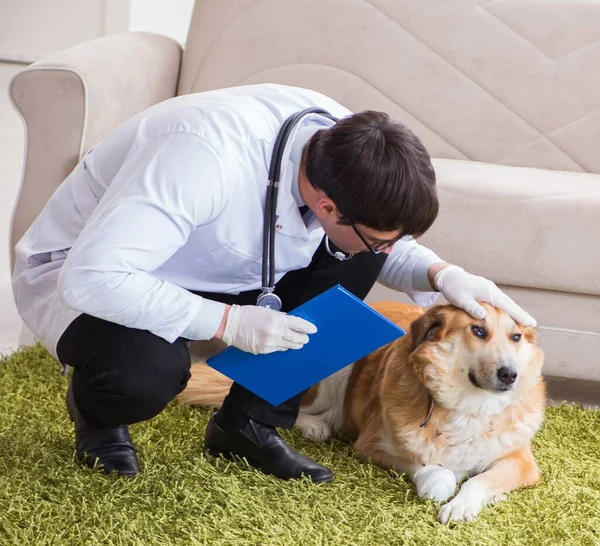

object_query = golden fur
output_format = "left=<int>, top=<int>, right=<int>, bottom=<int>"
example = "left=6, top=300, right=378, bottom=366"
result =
left=179, top=301, right=546, bottom=523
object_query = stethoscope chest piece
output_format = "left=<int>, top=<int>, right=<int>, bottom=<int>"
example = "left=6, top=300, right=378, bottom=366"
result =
left=256, top=290, right=283, bottom=311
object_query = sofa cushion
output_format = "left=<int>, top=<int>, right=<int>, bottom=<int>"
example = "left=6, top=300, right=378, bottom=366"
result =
left=418, top=159, right=600, bottom=296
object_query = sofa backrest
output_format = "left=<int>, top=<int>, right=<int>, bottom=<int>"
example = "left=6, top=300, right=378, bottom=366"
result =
left=178, top=0, right=600, bottom=174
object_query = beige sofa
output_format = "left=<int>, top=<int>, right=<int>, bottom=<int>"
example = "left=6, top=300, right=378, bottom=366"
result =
left=9, top=0, right=600, bottom=380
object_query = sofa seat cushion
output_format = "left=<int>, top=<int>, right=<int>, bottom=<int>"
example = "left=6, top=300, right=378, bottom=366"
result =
left=418, top=159, right=600, bottom=296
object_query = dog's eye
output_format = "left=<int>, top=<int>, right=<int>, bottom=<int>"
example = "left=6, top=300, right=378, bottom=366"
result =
left=511, top=333, right=522, bottom=343
left=471, top=325, right=487, bottom=339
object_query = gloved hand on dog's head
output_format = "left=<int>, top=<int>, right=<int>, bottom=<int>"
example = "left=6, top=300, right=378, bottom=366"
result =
left=433, top=265, right=537, bottom=328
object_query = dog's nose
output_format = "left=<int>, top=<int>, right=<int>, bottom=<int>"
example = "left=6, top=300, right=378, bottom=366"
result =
left=497, top=366, right=518, bottom=385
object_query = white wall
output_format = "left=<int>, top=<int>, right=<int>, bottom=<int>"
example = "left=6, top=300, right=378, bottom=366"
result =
left=0, top=0, right=129, bottom=61
left=0, top=0, right=194, bottom=62
left=129, top=0, right=195, bottom=45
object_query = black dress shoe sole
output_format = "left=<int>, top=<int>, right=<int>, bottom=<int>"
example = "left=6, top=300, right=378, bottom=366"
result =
left=206, top=447, right=334, bottom=484
left=207, top=448, right=260, bottom=468
left=75, top=452, right=140, bottom=477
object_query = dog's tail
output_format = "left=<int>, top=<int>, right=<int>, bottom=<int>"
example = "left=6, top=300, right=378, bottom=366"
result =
left=176, top=361, right=233, bottom=408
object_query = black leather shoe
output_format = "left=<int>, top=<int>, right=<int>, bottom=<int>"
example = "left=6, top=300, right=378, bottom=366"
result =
left=204, top=415, right=334, bottom=484
left=66, top=380, right=140, bottom=477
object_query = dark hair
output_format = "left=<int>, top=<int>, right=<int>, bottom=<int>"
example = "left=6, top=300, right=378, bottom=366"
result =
left=303, top=111, right=438, bottom=237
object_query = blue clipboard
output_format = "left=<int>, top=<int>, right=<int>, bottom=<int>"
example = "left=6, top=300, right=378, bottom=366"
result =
left=206, top=285, right=405, bottom=406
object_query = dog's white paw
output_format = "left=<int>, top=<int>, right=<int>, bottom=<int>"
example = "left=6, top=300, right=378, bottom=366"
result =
left=437, top=481, right=499, bottom=524
left=294, top=413, right=333, bottom=442
left=438, top=493, right=483, bottom=524
left=412, top=465, right=457, bottom=502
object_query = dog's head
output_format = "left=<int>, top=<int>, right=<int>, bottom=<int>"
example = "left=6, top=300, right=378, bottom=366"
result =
left=408, top=303, right=544, bottom=415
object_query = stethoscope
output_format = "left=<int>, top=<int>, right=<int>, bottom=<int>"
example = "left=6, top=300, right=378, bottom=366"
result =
left=256, top=107, right=354, bottom=311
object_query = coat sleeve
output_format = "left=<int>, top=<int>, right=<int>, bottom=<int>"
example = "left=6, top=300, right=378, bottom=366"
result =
left=57, top=132, right=229, bottom=342
left=377, top=236, right=443, bottom=307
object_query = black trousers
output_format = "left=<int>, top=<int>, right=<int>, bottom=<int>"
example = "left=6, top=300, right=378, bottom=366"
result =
left=56, top=238, right=387, bottom=429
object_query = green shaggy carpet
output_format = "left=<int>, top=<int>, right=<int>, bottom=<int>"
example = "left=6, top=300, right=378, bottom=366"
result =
left=0, top=345, right=599, bottom=546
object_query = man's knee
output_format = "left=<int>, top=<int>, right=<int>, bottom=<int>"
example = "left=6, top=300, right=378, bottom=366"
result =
left=73, top=348, right=191, bottom=426
left=60, top=315, right=191, bottom=426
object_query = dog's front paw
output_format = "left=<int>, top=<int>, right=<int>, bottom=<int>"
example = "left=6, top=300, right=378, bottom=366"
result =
left=413, top=465, right=457, bottom=502
left=294, top=413, right=333, bottom=442
left=437, top=481, right=496, bottom=524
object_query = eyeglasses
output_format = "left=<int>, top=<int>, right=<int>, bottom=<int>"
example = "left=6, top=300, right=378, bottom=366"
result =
left=345, top=216, right=400, bottom=254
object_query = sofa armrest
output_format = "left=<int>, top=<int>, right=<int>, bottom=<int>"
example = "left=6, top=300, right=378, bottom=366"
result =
left=9, top=31, right=182, bottom=270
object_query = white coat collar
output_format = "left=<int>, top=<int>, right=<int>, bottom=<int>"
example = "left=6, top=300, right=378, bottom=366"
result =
left=275, top=114, right=335, bottom=239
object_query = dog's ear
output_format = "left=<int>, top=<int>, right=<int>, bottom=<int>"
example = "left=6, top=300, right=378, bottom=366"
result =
left=523, top=326, right=539, bottom=346
left=410, top=306, right=449, bottom=351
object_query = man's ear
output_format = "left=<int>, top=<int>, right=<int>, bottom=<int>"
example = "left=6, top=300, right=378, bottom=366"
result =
left=410, top=306, right=449, bottom=351
left=314, top=197, right=338, bottom=220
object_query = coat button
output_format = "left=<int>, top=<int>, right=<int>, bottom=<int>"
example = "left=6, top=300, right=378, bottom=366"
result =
left=276, top=224, right=282, bottom=230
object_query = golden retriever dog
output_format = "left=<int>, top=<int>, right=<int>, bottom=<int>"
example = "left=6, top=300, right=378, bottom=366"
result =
left=178, top=301, right=545, bottom=524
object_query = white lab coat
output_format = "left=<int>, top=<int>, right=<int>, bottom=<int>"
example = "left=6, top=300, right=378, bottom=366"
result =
left=12, top=83, right=440, bottom=358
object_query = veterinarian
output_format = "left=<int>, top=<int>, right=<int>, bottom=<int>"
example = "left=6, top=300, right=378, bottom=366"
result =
left=12, top=83, right=536, bottom=481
